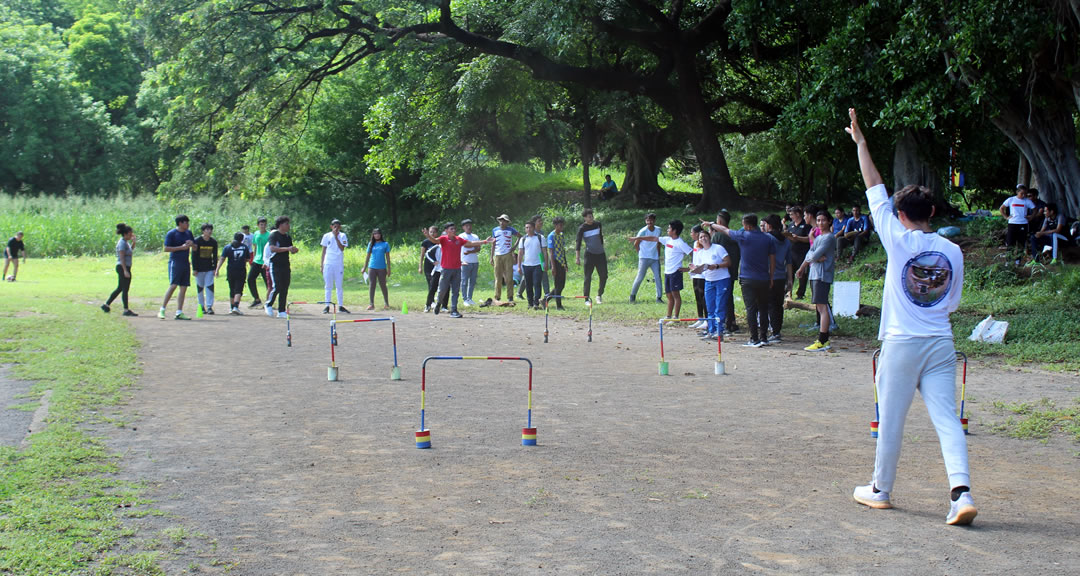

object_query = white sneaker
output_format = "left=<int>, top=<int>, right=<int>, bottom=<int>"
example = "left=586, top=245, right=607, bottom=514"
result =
left=853, top=484, right=892, bottom=509
left=946, top=492, right=977, bottom=525
left=277, top=311, right=288, bottom=318
left=265, top=305, right=274, bottom=317
left=594, top=296, right=602, bottom=304
left=462, top=300, right=471, bottom=307
left=688, top=320, right=701, bottom=329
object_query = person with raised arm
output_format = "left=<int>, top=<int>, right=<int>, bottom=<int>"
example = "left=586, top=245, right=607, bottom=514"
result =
left=846, top=108, right=975, bottom=526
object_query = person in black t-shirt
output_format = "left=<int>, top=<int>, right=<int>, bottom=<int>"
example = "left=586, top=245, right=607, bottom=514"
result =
left=216, top=232, right=252, bottom=315
left=192, top=223, right=219, bottom=314
left=784, top=206, right=812, bottom=299
left=4, top=231, right=25, bottom=282
left=265, top=216, right=298, bottom=317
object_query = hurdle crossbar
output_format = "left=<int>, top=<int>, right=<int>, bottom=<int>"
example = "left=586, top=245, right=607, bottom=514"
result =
left=417, top=355, right=535, bottom=448
left=284, top=301, right=338, bottom=347
left=657, top=318, right=724, bottom=375
left=328, top=317, right=400, bottom=381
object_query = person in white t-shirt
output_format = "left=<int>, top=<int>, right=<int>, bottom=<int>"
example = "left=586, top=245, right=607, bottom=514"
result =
left=629, top=213, right=664, bottom=303
left=999, top=186, right=1036, bottom=249
left=847, top=108, right=975, bottom=526
left=490, top=215, right=520, bottom=302
left=458, top=219, right=481, bottom=306
left=516, top=221, right=548, bottom=309
left=631, top=219, right=692, bottom=318
left=690, top=228, right=731, bottom=340
left=320, top=219, right=350, bottom=313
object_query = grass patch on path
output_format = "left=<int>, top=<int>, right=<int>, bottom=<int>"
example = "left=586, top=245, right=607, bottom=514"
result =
left=987, top=398, right=1080, bottom=443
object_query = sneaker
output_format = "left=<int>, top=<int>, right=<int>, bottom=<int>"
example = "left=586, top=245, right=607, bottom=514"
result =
left=175, top=312, right=191, bottom=321
left=689, top=320, right=702, bottom=329
left=700, top=332, right=716, bottom=341
left=946, top=492, right=977, bottom=526
left=462, top=300, right=471, bottom=307
left=804, top=340, right=831, bottom=352
left=628, top=296, right=636, bottom=304
left=433, top=305, right=441, bottom=315
left=1049, top=258, right=1059, bottom=265
left=101, top=304, right=111, bottom=313
left=230, top=308, right=241, bottom=315
left=449, top=310, right=463, bottom=318
left=206, top=307, right=215, bottom=315
left=767, top=334, right=782, bottom=343
left=707, top=333, right=719, bottom=340
left=853, top=484, right=892, bottom=509
left=277, top=311, right=288, bottom=318
left=265, top=305, right=274, bottom=317
left=249, top=300, right=262, bottom=308
left=338, top=306, right=350, bottom=314
left=723, top=330, right=734, bottom=338
left=323, top=306, right=331, bottom=314
left=758, top=338, right=771, bottom=346
left=158, top=309, right=166, bottom=320
left=424, top=305, right=431, bottom=313
left=742, top=340, right=764, bottom=348
left=595, top=296, right=602, bottom=304
left=123, top=310, right=138, bottom=317
left=656, top=297, right=664, bottom=304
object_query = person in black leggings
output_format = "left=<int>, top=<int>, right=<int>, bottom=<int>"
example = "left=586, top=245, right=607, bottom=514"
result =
left=103, top=223, right=138, bottom=316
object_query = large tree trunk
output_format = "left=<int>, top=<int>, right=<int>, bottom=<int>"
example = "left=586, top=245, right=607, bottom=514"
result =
left=579, top=112, right=596, bottom=210
left=623, top=130, right=668, bottom=206
left=674, top=55, right=739, bottom=212
left=992, top=106, right=1080, bottom=218
left=893, top=128, right=941, bottom=200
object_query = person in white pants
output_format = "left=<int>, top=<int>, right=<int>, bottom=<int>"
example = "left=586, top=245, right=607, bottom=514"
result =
left=320, top=219, right=349, bottom=313
left=846, top=108, right=976, bottom=526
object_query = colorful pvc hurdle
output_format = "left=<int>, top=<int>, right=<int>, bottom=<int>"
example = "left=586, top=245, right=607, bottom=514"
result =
left=542, top=295, right=592, bottom=343
left=658, top=318, right=725, bottom=376
left=283, top=301, right=338, bottom=347
left=416, top=356, right=535, bottom=449
left=328, top=317, right=401, bottom=382
left=871, top=349, right=969, bottom=438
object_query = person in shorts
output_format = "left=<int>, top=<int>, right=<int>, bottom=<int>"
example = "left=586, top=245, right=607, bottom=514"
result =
left=159, top=215, right=195, bottom=320
left=632, top=220, right=692, bottom=318
left=361, top=228, right=392, bottom=310
left=846, top=108, right=975, bottom=525
left=797, top=211, right=836, bottom=351
left=216, top=232, right=252, bottom=314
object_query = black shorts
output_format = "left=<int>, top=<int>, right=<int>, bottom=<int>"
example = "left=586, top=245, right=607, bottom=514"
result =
left=227, top=270, right=246, bottom=297
left=811, top=280, right=831, bottom=305
left=168, top=259, right=191, bottom=287
left=664, top=271, right=684, bottom=293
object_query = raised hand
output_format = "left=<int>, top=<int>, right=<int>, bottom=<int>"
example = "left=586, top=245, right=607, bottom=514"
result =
left=846, top=108, right=865, bottom=144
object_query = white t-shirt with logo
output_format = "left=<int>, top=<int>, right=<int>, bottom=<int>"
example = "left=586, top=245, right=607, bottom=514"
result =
left=459, top=232, right=480, bottom=264
left=1001, top=195, right=1036, bottom=225
left=492, top=226, right=518, bottom=256
left=320, top=232, right=349, bottom=267
left=659, top=236, right=693, bottom=274
left=869, top=184, right=963, bottom=341
left=518, top=234, right=546, bottom=267
left=693, top=243, right=730, bottom=282
left=635, top=225, right=660, bottom=260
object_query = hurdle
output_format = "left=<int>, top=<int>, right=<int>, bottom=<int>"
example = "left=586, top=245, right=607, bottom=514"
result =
left=284, top=301, right=339, bottom=347
left=541, top=295, right=592, bottom=343
left=328, top=317, right=401, bottom=382
left=657, top=318, right=725, bottom=376
left=416, top=356, right=535, bottom=449
left=871, top=349, right=969, bottom=438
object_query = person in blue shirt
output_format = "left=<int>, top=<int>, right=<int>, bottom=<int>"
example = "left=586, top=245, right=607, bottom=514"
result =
left=600, top=174, right=619, bottom=200
left=361, top=228, right=392, bottom=310
left=837, top=205, right=872, bottom=263
left=763, top=214, right=793, bottom=343
left=704, top=213, right=776, bottom=347
left=158, top=214, right=196, bottom=320
left=833, top=207, right=849, bottom=235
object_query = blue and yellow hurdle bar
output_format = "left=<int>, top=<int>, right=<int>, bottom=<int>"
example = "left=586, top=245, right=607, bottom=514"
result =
left=418, top=356, right=536, bottom=448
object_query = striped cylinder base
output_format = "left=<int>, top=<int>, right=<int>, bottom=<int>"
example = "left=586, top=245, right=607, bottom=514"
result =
left=521, top=428, right=537, bottom=446
left=960, top=418, right=968, bottom=435
left=415, top=429, right=431, bottom=449
left=870, top=421, right=879, bottom=438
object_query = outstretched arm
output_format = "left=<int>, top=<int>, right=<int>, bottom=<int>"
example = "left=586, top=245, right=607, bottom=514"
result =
left=846, top=108, right=884, bottom=190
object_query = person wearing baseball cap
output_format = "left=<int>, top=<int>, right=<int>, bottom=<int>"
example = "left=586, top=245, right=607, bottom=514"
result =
left=320, top=219, right=350, bottom=313
left=491, top=214, right=520, bottom=302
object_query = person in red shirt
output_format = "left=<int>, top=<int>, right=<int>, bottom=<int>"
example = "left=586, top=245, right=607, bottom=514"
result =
left=422, top=223, right=492, bottom=317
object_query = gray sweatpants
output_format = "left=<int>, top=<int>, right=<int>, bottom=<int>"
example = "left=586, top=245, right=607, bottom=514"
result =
left=437, top=267, right=462, bottom=312
left=195, top=270, right=215, bottom=310
left=872, top=336, right=970, bottom=493
left=460, top=262, right=479, bottom=302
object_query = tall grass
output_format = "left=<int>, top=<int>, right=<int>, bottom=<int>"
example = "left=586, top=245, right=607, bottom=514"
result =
left=0, top=194, right=320, bottom=257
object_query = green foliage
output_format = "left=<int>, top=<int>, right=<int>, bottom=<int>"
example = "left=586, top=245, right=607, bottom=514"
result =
left=64, top=11, right=141, bottom=121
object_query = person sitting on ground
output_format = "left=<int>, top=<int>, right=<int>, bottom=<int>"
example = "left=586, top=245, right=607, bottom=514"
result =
left=1027, top=188, right=1047, bottom=232
left=1030, top=203, right=1069, bottom=264
left=833, top=207, right=848, bottom=235
left=600, top=174, right=619, bottom=200
left=846, top=107, right=975, bottom=526
left=837, top=205, right=872, bottom=263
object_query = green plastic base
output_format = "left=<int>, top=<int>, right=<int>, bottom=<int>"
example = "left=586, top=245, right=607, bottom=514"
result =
left=328, top=366, right=338, bottom=381
left=658, top=361, right=669, bottom=376
left=390, top=366, right=401, bottom=381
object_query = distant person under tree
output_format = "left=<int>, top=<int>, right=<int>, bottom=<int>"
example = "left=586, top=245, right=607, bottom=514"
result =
left=600, top=174, right=618, bottom=200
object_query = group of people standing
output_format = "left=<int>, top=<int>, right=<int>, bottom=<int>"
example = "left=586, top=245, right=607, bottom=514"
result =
left=999, top=184, right=1077, bottom=264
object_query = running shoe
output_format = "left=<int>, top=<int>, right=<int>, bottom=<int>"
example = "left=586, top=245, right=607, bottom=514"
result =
left=1049, top=258, right=1060, bottom=265
left=689, top=320, right=702, bottom=329
left=946, top=492, right=977, bottom=525
left=123, top=310, right=138, bottom=317
left=265, top=305, right=274, bottom=317
left=595, top=296, right=602, bottom=304
left=249, top=300, right=262, bottom=309
left=767, top=334, right=782, bottom=343
left=157, top=309, right=166, bottom=319
left=462, top=300, right=471, bottom=307
left=277, top=311, right=288, bottom=318
left=174, top=312, right=191, bottom=320
left=804, top=340, right=831, bottom=352
left=853, top=484, right=892, bottom=509
left=323, top=306, right=331, bottom=314
left=700, top=332, right=716, bottom=341
left=424, top=305, right=431, bottom=313
left=101, top=304, right=110, bottom=313
left=656, top=297, right=664, bottom=304
left=206, top=307, right=215, bottom=315
left=449, top=310, right=463, bottom=318
left=742, top=340, right=764, bottom=348
left=366, top=305, right=375, bottom=310
left=628, top=296, right=636, bottom=303
left=338, top=306, right=350, bottom=314
left=433, top=305, right=441, bottom=315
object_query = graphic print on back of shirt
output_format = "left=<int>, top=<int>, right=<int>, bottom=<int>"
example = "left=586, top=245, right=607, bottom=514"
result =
left=902, top=251, right=953, bottom=307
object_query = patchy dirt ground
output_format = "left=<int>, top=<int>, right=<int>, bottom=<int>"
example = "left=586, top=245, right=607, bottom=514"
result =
left=99, top=305, right=1080, bottom=574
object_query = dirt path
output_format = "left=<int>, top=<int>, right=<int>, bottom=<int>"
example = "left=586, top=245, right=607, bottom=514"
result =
left=100, top=306, right=1080, bottom=574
